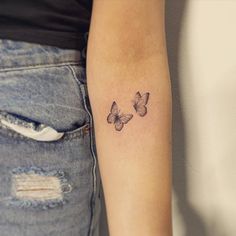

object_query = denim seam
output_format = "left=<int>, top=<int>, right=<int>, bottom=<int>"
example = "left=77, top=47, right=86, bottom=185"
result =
left=68, top=65, right=97, bottom=236
left=0, top=61, right=83, bottom=73
left=66, top=65, right=86, bottom=107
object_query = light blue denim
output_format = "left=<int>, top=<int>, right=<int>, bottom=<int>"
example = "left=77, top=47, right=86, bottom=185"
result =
left=0, top=39, right=101, bottom=236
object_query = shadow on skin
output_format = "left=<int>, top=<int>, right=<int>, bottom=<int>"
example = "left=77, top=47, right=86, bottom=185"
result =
left=165, top=0, right=207, bottom=235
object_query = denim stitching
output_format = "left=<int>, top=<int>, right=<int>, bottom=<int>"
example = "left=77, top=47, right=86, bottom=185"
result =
left=80, top=85, right=97, bottom=236
left=66, top=65, right=87, bottom=107
left=68, top=65, right=97, bottom=236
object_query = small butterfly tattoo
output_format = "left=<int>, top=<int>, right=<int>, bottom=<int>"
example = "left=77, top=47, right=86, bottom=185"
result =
left=132, top=91, right=150, bottom=117
left=107, top=101, right=133, bottom=131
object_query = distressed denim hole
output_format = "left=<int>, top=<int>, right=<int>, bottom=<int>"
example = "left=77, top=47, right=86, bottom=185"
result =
left=8, top=167, right=72, bottom=210
left=12, top=174, right=63, bottom=201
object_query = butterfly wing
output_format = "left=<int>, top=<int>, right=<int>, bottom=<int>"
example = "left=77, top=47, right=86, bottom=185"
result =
left=114, top=114, right=133, bottom=131
left=114, top=119, right=124, bottom=131
left=107, top=113, right=116, bottom=123
left=111, top=101, right=119, bottom=114
left=133, top=92, right=149, bottom=116
left=137, top=92, right=150, bottom=106
left=132, top=91, right=141, bottom=106
left=107, top=101, right=119, bottom=123
left=119, top=113, right=133, bottom=124
left=135, top=106, right=147, bottom=117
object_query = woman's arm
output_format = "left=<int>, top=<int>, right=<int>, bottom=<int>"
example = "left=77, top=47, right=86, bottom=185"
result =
left=86, top=1, right=172, bottom=235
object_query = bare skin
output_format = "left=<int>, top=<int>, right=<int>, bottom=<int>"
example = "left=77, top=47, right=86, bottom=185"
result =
left=87, top=0, right=172, bottom=235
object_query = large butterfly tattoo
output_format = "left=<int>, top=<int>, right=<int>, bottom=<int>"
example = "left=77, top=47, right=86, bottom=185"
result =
left=132, top=91, right=150, bottom=117
left=107, top=101, right=133, bottom=131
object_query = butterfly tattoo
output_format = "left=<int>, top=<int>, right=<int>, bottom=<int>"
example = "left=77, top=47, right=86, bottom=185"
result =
left=107, top=101, right=133, bottom=131
left=132, top=91, right=150, bottom=117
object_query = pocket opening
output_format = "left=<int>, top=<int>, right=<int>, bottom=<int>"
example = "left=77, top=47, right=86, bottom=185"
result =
left=0, top=110, right=90, bottom=142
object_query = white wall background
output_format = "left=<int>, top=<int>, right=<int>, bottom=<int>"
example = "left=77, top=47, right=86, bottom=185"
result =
left=100, top=1, right=236, bottom=235
left=167, top=0, right=236, bottom=235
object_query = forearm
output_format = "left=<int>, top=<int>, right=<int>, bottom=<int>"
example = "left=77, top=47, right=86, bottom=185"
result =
left=87, top=1, right=172, bottom=235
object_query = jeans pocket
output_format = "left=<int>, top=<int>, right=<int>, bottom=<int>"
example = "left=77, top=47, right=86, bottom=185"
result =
left=0, top=110, right=90, bottom=143
left=0, top=62, right=91, bottom=143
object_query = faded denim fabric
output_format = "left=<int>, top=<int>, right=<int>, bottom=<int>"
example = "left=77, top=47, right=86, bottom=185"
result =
left=0, top=39, right=101, bottom=236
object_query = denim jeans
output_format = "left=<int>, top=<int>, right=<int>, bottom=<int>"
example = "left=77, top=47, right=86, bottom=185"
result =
left=0, top=39, right=101, bottom=236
